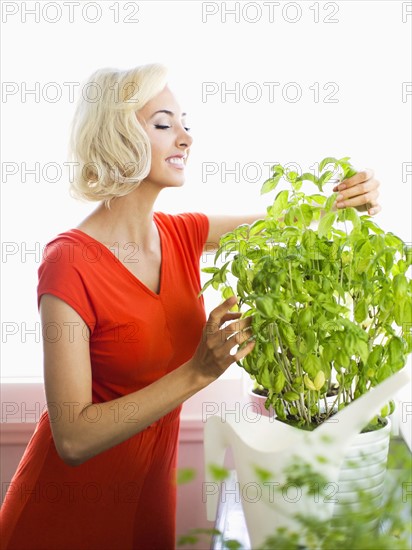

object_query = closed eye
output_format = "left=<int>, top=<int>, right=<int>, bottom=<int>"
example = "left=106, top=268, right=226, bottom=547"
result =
left=154, top=124, right=191, bottom=132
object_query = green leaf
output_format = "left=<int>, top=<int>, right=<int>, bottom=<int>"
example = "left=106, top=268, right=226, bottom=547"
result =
left=271, top=164, right=284, bottom=176
left=354, top=299, right=368, bottom=323
left=363, top=219, right=384, bottom=235
left=261, top=174, right=282, bottom=195
left=314, top=370, right=326, bottom=391
left=384, top=251, right=394, bottom=271
left=405, top=245, right=412, bottom=266
left=224, top=540, right=242, bottom=550
left=343, top=207, right=361, bottom=231
left=249, top=219, right=266, bottom=236
left=385, top=233, right=404, bottom=250
left=271, top=190, right=289, bottom=219
left=394, top=302, right=404, bottom=326
left=393, top=274, right=408, bottom=300
left=222, top=286, right=235, bottom=300
left=308, top=194, right=327, bottom=205
left=259, top=364, right=271, bottom=388
left=318, top=212, right=336, bottom=238
left=286, top=170, right=298, bottom=182
left=279, top=324, right=296, bottom=346
left=356, top=256, right=371, bottom=274
left=255, top=296, right=275, bottom=318
left=202, top=267, right=220, bottom=274
left=298, top=329, right=316, bottom=354
left=298, top=308, right=312, bottom=328
left=177, top=468, right=196, bottom=485
left=300, top=204, right=314, bottom=226
left=388, top=336, right=405, bottom=367
left=356, top=340, right=369, bottom=364
left=375, top=363, right=393, bottom=384
left=177, top=534, right=199, bottom=545
left=302, top=229, right=317, bottom=252
left=341, top=165, right=357, bottom=179
left=303, top=354, right=322, bottom=378
left=283, top=391, right=300, bottom=402
left=254, top=466, right=274, bottom=483
left=336, top=348, right=350, bottom=368
left=402, top=300, right=412, bottom=324
left=322, top=343, right=335, bottom=363
left=318, top=170, right=334, bottom=190
left=324, top=193, right=337, bottom=212
left=297, top=172, right=318, bottom=184
left=178, top=528, right=221, bottom=546
left=292, top=178, right=303, bottom=191
left=367, top=345, right=383, bottom=369
left=208, top=464, right=230, bottom=482
left=304, top=374, right=316, bottom=391
left=273, top=370, right=286, bottom=393
left=319, top=157, right=339, bottom=172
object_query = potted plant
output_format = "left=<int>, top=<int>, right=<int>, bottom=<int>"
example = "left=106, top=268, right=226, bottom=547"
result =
left=201, top=156, right=412, bottom=547
left=202, top=155, right=411, bottom=426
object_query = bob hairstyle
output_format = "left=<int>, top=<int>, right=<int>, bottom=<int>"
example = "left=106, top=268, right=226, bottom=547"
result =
left=69, top=63, right=168, bottom=207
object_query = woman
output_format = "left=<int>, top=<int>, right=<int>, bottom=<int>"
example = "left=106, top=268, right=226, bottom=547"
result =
left=1, top=64, right=381, bottom=550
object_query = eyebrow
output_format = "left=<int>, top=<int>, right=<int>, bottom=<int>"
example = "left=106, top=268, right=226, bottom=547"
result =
left=150, top=109, right=187, bottom=118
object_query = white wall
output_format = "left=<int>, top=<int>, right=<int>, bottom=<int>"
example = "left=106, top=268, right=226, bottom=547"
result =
left=1, top=0, right=411, bottom=378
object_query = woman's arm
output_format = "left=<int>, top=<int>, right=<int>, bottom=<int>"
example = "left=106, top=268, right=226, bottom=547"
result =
left=40, top=294, right=253, bottom=467
left=205, top=214, right=266, bottom=249
left=206, top=170, right=381, bottom=248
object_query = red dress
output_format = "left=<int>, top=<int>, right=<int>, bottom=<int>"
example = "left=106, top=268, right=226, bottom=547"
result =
left=1, top=212, right=209, bottom=550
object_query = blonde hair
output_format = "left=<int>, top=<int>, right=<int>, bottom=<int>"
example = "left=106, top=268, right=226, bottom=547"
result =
left=69, top=63, right=168, bottom=207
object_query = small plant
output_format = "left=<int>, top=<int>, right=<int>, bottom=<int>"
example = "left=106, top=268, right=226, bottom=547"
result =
left=184, top=439, right=412, bottom=550
left=258, top=439, right=412, bottom=549
left=202, top=157, right=412, bottom=429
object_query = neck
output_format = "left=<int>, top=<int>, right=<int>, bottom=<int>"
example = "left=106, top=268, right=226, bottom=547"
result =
left=82, top=181, right=161, bottom=248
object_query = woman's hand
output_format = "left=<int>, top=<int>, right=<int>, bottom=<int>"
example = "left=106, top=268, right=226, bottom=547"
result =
left=191, top=297, right=255, bottom=384
left=333, top=169, right=381, bottom=216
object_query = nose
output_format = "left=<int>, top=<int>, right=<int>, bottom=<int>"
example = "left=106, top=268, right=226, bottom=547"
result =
left=176, top=125, right=193, bottom=149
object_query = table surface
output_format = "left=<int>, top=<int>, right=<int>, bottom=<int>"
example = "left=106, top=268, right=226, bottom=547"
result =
left=210, top=436, right=412, bottom=550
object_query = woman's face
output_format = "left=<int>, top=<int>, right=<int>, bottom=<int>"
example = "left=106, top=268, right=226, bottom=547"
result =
left=137, top=86, right=193, bottom=189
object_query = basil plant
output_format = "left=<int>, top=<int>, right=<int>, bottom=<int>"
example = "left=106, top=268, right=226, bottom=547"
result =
left=202, top=157, right=412, bottom=429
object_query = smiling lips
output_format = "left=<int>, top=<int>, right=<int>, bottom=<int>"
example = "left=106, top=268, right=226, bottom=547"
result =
left=166, top=155, right=186, bottom=170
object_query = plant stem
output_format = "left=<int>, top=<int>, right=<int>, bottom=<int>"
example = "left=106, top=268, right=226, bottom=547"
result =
left=288, top=261, right=294, bottom=295
left=299, top=393, right=311, bottom=425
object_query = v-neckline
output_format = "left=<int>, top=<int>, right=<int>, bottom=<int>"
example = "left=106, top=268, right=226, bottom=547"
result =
left=69, top=214, right=165, bottom=299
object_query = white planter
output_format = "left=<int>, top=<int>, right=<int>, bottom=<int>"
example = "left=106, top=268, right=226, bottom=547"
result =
left=333, top=420, right=391, bottom=519
left=247, top=386, right=275, bottom=418
left=204, top=369, right=409, bottom=549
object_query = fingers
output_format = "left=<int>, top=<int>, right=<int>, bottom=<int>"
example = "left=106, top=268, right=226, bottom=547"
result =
left=336, top=188, right=380, bottom=210
left=332, top=169, right=374, bottom=192
left=335, top=178, right=378, bottom=201
left=208, top=297, right=239, bottom=330
left=331, top=168, right=381, bottom=215
left=367, top=204, right=382, bottom=216
left=198, top=297, right=256, bottom=376
left=232, top=339, right=256, bottom=363
left=206, top=316, right=253, bottom=348
left=218, top=311, right=242, bottom=327
left=220, top=316, right=253, bottom=339
left=222, top=327, right=254, bottom=354
left=204, top=311, right=254, bottom=360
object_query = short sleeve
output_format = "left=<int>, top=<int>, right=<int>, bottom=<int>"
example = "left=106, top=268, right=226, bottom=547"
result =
left=170, top=212, right=210, bottom=260
left=37, top=237, right=97, bottom=333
